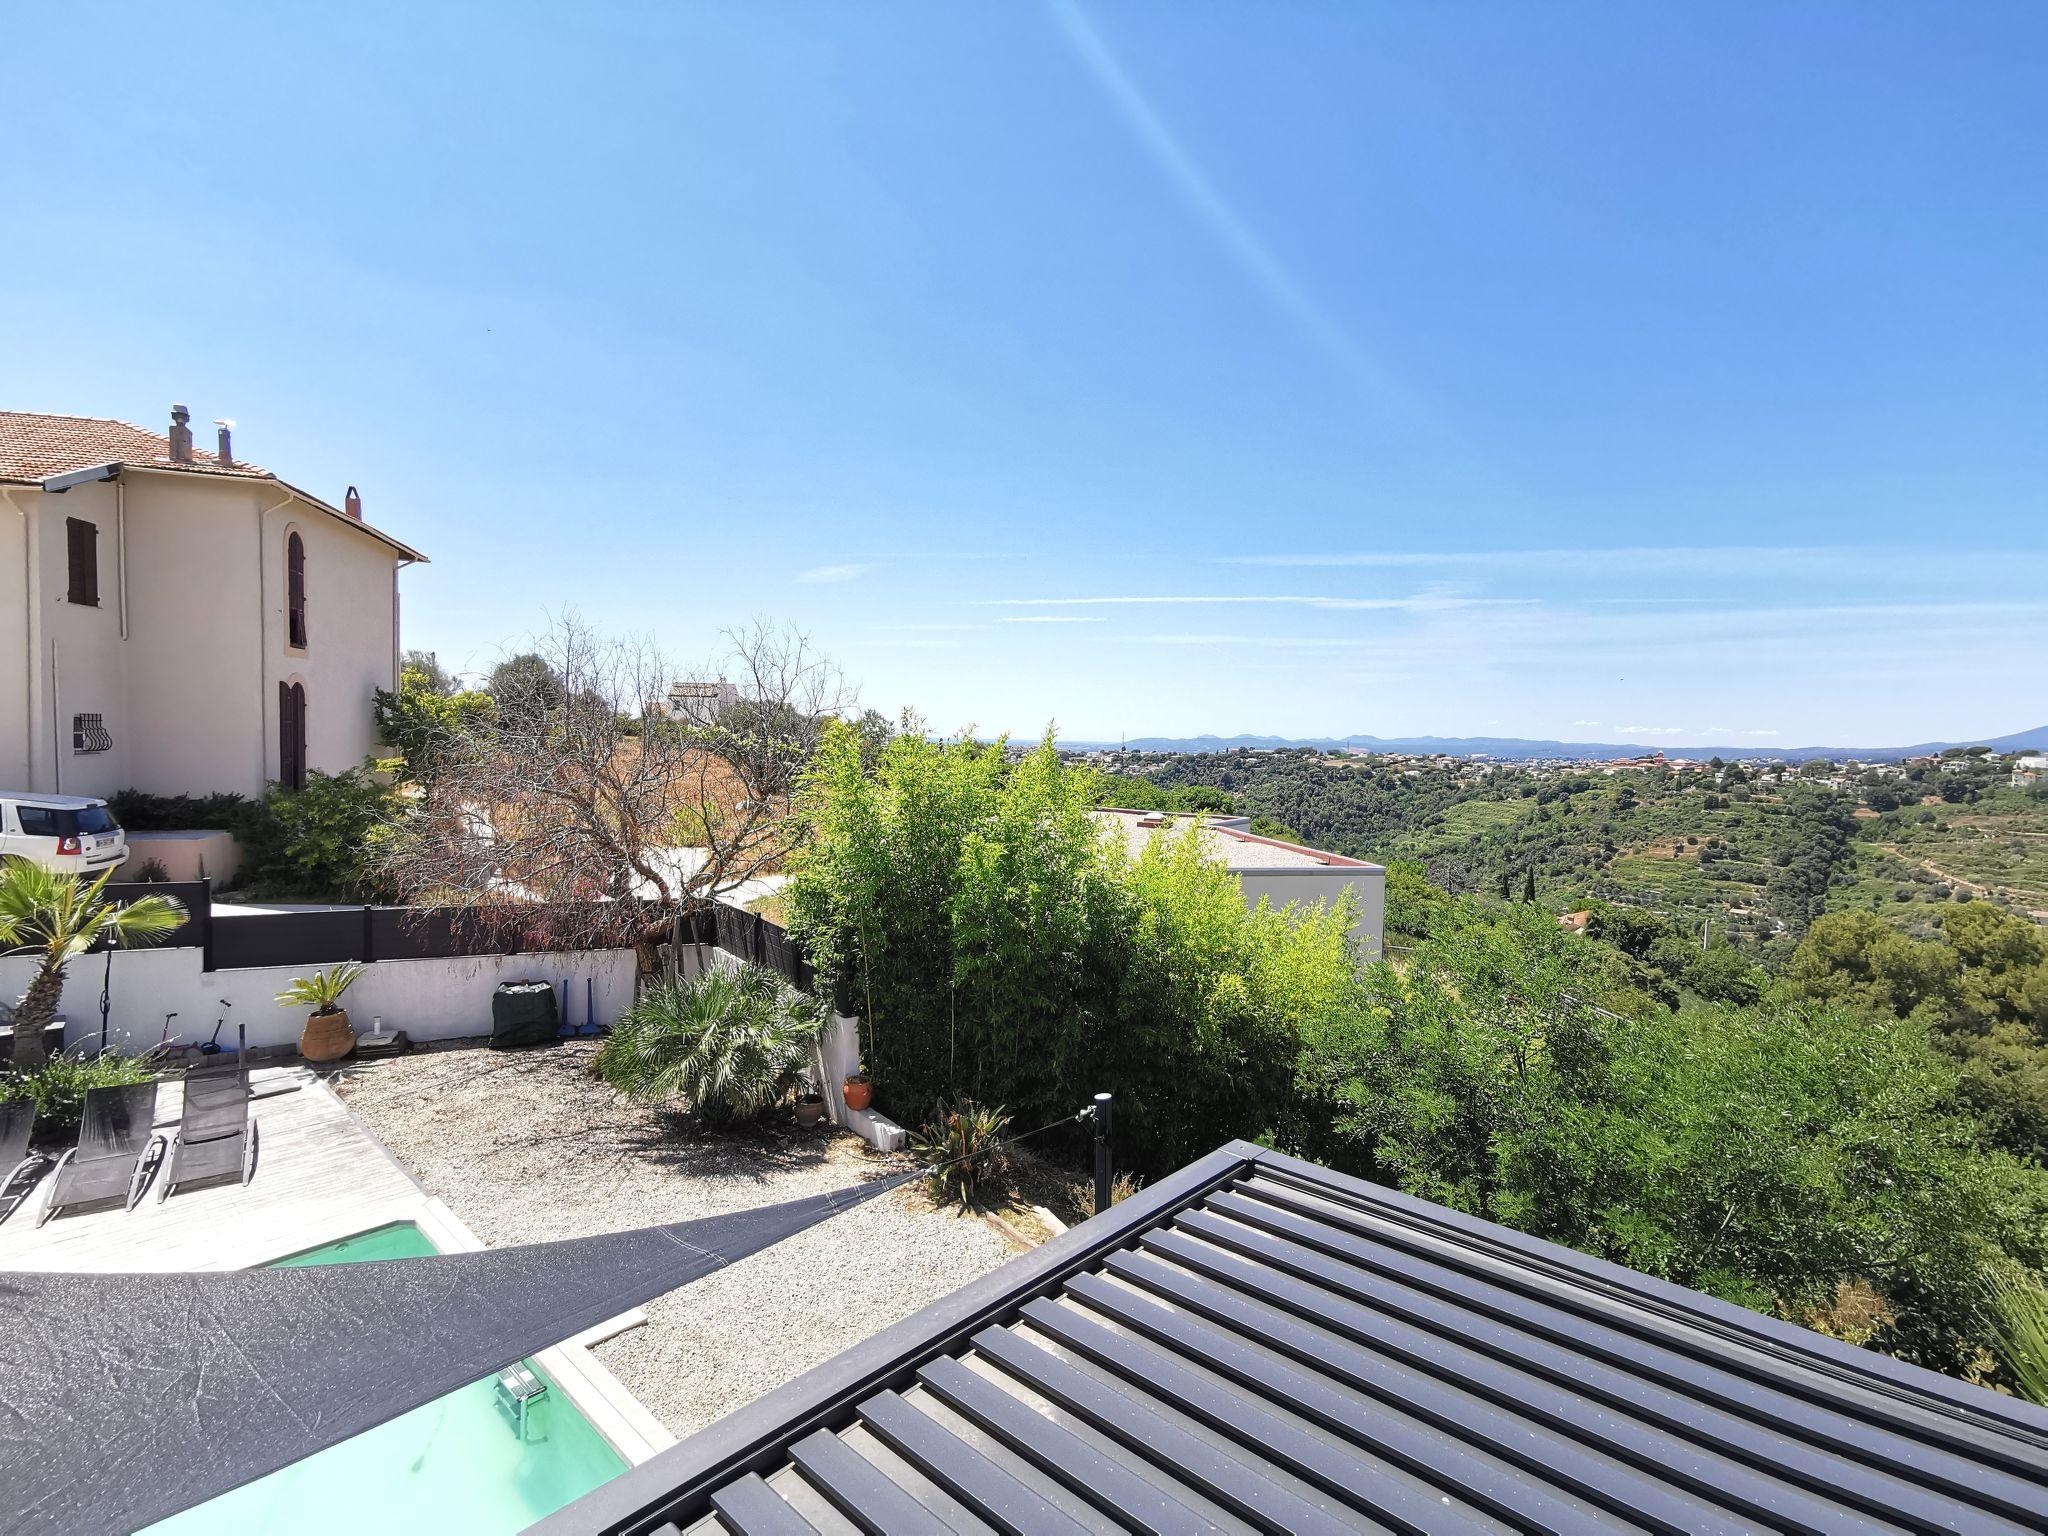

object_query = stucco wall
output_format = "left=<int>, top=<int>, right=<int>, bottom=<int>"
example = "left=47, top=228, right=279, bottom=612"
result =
left=1234, top=865, right=1386, bottom=959
left=0, top=498, right=28, bottom=789
left=0, top=945, right=634, bottom=1056
left=1, top=475, right=406, bottom=799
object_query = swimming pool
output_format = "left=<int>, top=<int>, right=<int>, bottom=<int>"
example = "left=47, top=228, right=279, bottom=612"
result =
left=145, top=1222, right=627, bottom=1534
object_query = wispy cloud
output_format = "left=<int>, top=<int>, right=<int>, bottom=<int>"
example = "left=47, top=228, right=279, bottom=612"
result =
left=1620, top=724, right=1687, bottom=736
left=999, top=615, right=1105, bottom=624
left=868, top=623, right=988, bottom=633
left=1571, top=719, right=1602, bottom=727
left=1220, top=545, right=2048, bottom=582
left=796, top=563, right=874, bottom=584
left=1046, top=0, right=1407, bottom=408
left=976, top=593, right=1533, bottom=612
left=1707, top=726, right=1782, bottom=737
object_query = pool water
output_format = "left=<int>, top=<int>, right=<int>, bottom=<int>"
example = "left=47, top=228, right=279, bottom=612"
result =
left=145, top=1222, right=628, bottom=1535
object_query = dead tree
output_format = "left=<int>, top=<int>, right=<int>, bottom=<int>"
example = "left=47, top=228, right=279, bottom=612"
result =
left=379, top=614, right=853, bottom=975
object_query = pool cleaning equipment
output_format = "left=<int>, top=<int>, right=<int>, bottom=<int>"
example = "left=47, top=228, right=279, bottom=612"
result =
left=200, top=1000, right=233, bottom=1057
left=493, top=1362, right=550, bottom=1442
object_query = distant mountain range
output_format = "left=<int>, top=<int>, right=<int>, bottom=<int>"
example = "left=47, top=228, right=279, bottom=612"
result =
left=1067, top=726, right=2048, bottom=764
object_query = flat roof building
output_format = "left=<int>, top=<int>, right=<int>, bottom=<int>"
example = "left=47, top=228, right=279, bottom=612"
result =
left=1092, top=809, right=1385, bottom=957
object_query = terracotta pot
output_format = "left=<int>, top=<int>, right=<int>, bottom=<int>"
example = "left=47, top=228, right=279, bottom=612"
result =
left=300, top=1006, right=357, bottom=1062
left=794, top=1098, right=825, bottom=1128
left=842, top=1077, right=872, bottom=1112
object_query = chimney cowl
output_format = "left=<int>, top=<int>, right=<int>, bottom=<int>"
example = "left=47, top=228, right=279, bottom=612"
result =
left=213, top=418, right=234, bottom=467
left=344, top=485, right=362, bottom=520
left=167, top=404, right=193, bottom=463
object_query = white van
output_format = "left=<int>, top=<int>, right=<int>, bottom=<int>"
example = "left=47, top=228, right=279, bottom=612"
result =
left=0, top=794, right=130, bottom=875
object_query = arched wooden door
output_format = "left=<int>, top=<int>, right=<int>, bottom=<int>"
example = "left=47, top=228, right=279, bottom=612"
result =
left=279, top=681, right=307, bottom=790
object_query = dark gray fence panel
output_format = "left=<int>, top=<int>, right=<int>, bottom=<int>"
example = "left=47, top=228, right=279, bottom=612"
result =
left=706, top=901, right=816, bottom=993
left=211, top=910, right=368, bottom=971
left=95, top=880, right=212, bottom=953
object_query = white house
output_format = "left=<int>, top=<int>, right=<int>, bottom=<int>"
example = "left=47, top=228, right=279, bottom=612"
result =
left=2015, top=754, right=2048, bottom=788
left=0, top=407, right=426, bottom=800
left=1093, top=808, right=1386, bottom=956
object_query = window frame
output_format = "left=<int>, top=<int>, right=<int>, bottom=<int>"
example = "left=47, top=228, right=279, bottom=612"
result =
left=65, top=516, right=100, bottom=606
left=286, top=529, right=308, bottom=650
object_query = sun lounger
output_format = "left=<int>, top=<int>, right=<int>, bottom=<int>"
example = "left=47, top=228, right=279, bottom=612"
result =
left=0, top=1099, right=49, bottom=1226
left=37, top=1082, right=163, bottom=1225
left=157, top=1055, right=257, bottom=1202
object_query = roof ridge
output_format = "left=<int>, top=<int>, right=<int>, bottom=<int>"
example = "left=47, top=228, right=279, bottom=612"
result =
left=0, top=409, right=155, bottom=431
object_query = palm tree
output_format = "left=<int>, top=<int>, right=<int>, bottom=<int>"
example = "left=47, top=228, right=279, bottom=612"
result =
left=0, top=858, right=187, bottom=1072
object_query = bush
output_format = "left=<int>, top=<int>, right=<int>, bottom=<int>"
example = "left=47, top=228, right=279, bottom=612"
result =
left=0, top=1051, right=158, bottom=1138
left=1292, top=896, right=2042, bottom=1377
left=911, top=1101, right=1011, bottom=1206
left=593, top=963, right=825, bottom=1125
left=373, top=665, right=495, bottom=787
left=235, top=761, right=402, bottom=901
left=786, top=725, right=1360, bottom=1176
left=107, top=790, right=249, bottom=833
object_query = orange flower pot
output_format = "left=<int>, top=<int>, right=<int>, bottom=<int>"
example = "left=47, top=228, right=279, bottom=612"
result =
left=842, top=1077, right=872, bottom=1112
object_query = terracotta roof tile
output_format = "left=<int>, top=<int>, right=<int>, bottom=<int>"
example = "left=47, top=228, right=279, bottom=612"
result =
left=0, top=410, right=273, bottom=484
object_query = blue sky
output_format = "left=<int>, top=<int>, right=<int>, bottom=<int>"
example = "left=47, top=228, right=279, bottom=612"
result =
left=6, top=2, right=2043, bottom=746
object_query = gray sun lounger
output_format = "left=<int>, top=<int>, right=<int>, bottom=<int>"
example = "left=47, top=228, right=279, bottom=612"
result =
left=37, top=1082, right=164, bottom=1225
left=157, top=1052, right=258, bottom=1202
left=0, top=1099, right=50, bottom=1226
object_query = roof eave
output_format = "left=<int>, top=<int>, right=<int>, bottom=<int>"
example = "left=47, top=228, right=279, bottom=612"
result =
left=115, top=464, right=429, bottom=564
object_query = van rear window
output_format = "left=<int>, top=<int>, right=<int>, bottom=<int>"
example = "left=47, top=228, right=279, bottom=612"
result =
left=75, top=805, right=118, bottom=835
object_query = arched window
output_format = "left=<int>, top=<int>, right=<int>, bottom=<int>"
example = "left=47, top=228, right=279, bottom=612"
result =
left=287, top=531, right=307, bottom=649
left=279, top=681, right=307, bottom=790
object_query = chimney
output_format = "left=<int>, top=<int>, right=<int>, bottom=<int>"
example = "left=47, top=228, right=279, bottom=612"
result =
left=168, top=403, right=193, bottom=463
left=344, top=485, right=362, bottom=520
left=213, top=418, right=235, bottom=466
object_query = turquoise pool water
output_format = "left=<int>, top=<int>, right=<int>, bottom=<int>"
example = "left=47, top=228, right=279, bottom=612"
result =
left=145, top=1222, right=627, bottom=1535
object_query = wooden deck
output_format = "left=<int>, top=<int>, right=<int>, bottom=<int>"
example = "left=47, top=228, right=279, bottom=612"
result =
left=0, top=1067, right=425, bottom=1272
left=0, top=1064, right=675, bottom=1462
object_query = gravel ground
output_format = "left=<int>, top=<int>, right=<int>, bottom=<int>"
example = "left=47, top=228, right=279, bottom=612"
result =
left=331, top=1039, right=1017, bottom=1439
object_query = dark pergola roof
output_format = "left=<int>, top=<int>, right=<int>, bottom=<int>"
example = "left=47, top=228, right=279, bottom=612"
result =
left=541, top=1141, right=2048, bottom=1536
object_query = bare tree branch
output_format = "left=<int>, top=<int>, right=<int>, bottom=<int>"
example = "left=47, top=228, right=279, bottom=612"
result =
left=379, top=615, right=855, bottom=965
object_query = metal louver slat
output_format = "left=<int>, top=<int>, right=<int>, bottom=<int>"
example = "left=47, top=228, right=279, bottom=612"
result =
left=916, top=1356, right=1213, bottom=1536
left=708, top=1475, right=823, bottom=1536
left=970, top=1324, right=1375, bottom=1536
left=855, top=1391, right=1092, bottom=1536
left=789, top=1428, right=976, bottom=1535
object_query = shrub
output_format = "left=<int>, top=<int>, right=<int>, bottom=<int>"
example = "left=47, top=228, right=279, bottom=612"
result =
left=373, top=665, right=495, bottom=787
left=0, top=1051, right=158, bottom=1138
left=911, top=1101, right=1011, bottom=1206
left=106, top=790, right=249, bottom=833
left=786, top=724, right=1361, bottom=1176
left=594, top=963, right=825, bottom=1125
left=236, top=761, right=402, bottom=901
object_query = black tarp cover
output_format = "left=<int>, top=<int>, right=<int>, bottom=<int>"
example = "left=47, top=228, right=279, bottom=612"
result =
left=0, top=1172, right=912, bottom=1535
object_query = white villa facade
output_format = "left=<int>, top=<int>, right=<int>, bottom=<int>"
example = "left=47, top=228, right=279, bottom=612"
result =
left=0, top=407, right=426, bottom=800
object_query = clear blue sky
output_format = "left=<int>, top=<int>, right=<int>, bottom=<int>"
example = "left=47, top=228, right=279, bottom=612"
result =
left=7, top=2, right=2043, bottom=746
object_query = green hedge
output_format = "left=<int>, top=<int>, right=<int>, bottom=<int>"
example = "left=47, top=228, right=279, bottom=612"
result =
left=785, top=726, right=1357, bottom=1177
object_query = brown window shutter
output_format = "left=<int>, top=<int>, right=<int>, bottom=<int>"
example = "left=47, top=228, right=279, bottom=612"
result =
left=66, top=517, right=99, bottom=606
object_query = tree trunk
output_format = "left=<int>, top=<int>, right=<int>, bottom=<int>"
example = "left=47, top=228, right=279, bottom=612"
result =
left=10, top=961, right=66, bottom=1072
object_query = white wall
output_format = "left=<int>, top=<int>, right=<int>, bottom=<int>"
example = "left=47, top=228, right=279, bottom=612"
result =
left=1234, top=865, right=1387, bottom=959
left=0, top=945, right=636, bottom=1056
left=2, top=474, right=407, bottom=800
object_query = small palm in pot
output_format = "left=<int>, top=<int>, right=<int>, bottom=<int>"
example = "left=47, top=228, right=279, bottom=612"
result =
left=277, top=962, right=366, bottom=1063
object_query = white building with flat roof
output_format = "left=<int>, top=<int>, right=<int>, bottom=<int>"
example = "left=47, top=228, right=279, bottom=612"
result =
left=1093, top=808, right=1385, bottom=957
